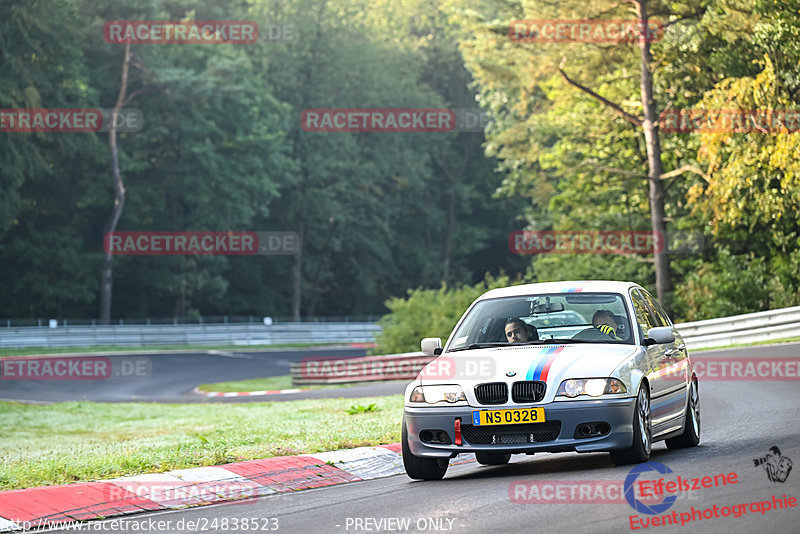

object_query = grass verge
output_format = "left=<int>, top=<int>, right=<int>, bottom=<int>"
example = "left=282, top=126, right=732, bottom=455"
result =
left=0, top=395, right=403, bottom=491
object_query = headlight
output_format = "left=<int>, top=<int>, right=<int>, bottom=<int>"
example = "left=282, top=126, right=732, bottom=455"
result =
left=556, top=378, right=627, bottom=398
left=409, top=385, right=466, bottom=404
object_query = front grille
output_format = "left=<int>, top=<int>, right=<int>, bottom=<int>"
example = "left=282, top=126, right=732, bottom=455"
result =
left=461, top=422, right=562, bottom=445
left=475, top=382, right=508, bottom=404
left=512, top=381, right=546, bottom=403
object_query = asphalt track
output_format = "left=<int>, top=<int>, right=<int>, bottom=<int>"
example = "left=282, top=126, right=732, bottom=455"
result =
left=31, top=343, right=800, bottom=533
left=0, top=347, right=408, bottom=403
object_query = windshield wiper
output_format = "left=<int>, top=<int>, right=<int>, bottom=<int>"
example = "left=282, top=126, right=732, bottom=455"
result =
left=448, top=338, right=617, bottom=352
left=448, top=343, right=511, bottom=352
left=543, top=338, right=613, bottom=344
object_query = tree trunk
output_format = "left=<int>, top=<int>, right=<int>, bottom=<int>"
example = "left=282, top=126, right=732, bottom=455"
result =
left=291, top=223, right=305, bottom=321
left=437, top=142, right=470, bottom=285
left=99, top=42, right=134, bottom=324
left=441, top=187, right=455, bottom=284
left=556, top=3, right=674, bottom=306
left=635, top=0, right=672, bottom=304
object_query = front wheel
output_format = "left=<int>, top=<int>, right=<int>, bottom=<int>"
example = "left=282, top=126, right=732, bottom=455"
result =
left=401, top=418, right=448, bottom=480
left=611, top=385, right=651, bottom=466
left=475, top=452, right=511, bottom=465
left=666, top=379, right=700, bottom=449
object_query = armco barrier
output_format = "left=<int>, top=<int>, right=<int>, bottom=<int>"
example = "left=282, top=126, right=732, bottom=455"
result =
left=290, top=306, right=800, bottom=385
left=0, top=322, right=380, bottom=349
left=676, top=305, right=800, bottom=350
left=3, top=305, right=799, bottom=354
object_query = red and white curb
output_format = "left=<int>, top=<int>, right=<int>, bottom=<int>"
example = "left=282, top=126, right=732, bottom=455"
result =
left=191, top=386, right=306, bottom=397
left=0, top=443, right=425, bottom=531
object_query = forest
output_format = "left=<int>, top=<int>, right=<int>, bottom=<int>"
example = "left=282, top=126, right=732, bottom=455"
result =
left=1, top=0, right=798, bottom=323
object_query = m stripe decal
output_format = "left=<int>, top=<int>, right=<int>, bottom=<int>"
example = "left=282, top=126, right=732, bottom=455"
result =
left=525, top=346, right=565, bottom=381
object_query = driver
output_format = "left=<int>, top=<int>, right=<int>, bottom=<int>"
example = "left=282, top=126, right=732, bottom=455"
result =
left=592, top=310, right=621, bottom=340
left=504, top=318, right=537, bottom=343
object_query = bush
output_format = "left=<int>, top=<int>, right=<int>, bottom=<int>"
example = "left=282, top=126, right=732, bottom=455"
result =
left=372, top=273, right=528, bottom=354
left=673, top=250, right=775, bottom=321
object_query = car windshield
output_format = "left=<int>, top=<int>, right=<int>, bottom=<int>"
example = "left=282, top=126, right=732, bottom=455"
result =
left=447, top=292, right=634, bottom=350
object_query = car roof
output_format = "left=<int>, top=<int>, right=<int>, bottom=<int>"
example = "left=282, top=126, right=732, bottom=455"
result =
left=478, top=280, right=640, bottom=301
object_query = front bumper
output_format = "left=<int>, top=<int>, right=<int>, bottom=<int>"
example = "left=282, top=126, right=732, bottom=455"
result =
left=404, top=397, right=636, bottom=458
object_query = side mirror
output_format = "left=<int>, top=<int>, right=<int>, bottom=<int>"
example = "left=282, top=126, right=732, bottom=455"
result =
left=645, top=326, right=675, bottom=345
left=421, top=337, right=443, bottom=356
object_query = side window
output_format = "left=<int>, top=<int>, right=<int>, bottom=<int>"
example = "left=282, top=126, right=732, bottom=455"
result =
left=630, top=289, right=657, bottom=339
left=641, top=290, right=671, bottom=327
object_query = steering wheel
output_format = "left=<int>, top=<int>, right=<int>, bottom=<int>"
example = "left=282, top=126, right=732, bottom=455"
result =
left=571, top=327, right=616, bottom=341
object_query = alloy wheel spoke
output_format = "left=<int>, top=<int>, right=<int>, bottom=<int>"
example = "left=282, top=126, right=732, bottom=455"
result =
left=639, top=389, right=651, bottom=452
left=690, top=382, right=700, bottom=434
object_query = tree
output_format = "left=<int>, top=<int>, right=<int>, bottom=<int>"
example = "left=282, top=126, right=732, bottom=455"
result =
left=100, top=42, right=142, bottom=324
left=451, top=0, right=730, bottom=307
left=0, top=0, right=103, bottom=317
left=249, top=0, right=514, bottom=319
left=78, top=0, right=290, bottom=318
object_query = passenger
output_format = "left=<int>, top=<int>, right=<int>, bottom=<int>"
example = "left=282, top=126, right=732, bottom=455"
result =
left=592, top=310, right=621, bottom=340
left=504, top=318, right=537, bottom=343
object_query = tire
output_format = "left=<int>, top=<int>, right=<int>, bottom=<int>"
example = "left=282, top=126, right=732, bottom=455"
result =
left=666, top=378, right=700, bottom=449
left=475, top=452, right=511, bottom=465
left=610, top=385, right=651, bottom=466
left=401, top=417, right=449, bottom=480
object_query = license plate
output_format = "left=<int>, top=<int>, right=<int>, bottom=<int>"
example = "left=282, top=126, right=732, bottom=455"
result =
left=472, top=407, right=545, bottom=426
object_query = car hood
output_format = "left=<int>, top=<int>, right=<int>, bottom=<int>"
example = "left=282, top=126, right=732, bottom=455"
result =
left=415, top=343, right=641, bottom=403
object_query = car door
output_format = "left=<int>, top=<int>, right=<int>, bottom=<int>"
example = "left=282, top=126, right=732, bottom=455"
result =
left=638, top=288, right=688, bottom=432
left=629, top=288, right=661, bottom=391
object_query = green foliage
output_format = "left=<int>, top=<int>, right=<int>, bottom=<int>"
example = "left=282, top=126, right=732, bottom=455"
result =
left=673, top=250, right=772, bottom=321
left=531, top=254, right=654, bottom=291
left=346, top=403, right=379, bottom=415
left=0, top=0, right=516, bottom=320
left=373, top=273, right=528, bottom=354
left=2, top=0, right=800, bottom=323
left=0, top=0, right=95, bottom=233
left=453, top=0, right=800, bottom=320
left=674, top=249, right=800, bottom=321
left=687, top=56, right=800, bottom=246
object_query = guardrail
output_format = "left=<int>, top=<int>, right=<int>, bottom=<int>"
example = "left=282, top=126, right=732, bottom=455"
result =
left=4, top=304, right=799, bottom=361
left=289, top=306, right=800, bottom=385
left=0, top=322, right=380, bottom=349
left=675, top=305, right=800, bottom=350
